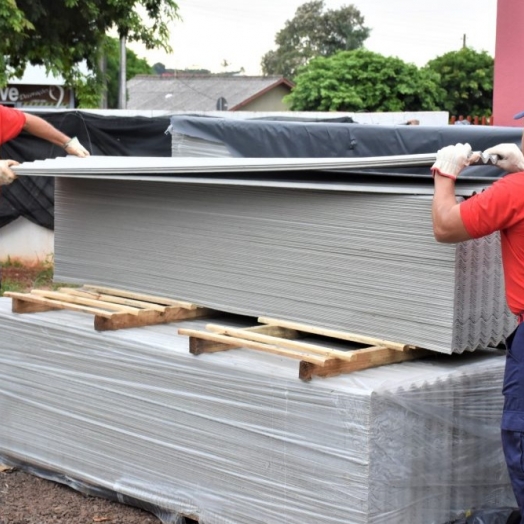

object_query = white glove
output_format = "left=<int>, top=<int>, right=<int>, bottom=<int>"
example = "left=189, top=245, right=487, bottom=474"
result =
left=483, top=143, right=524, bottom=173
left=63, top=137, right=90, bottom=157
left=0, top=160, right=19, bottom=186
left=431, top=143, right=479, bottom=180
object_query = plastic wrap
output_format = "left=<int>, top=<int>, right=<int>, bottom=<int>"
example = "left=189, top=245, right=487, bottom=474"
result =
left=0, top=298, right=513, bottom=523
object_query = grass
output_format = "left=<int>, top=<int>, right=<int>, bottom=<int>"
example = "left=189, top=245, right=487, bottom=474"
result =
left=0, top=256, right=26, bottom=269
left=0, top=279, right=28, bottom=295
left=0, top=257, right=63, bottom=297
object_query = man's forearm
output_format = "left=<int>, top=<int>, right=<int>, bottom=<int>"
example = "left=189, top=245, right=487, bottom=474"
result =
left=432, top=175, right=472, bottom=243
left=22, top=113, right=71, bottom=148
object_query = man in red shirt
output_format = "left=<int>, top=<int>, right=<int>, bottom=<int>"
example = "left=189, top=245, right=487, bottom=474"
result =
left=432, top=141, right=524, bottom=521
left=0, top=105, right=89, bottom=185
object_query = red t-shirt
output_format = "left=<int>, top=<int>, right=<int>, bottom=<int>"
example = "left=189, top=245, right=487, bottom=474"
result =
left=460, top=173, right=524, bottom=315
left=0, top=105, right=26, bottom=145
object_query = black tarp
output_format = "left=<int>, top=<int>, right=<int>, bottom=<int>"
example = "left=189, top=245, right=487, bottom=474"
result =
left=168, top=115, right=523, bottom=179
left=0, top=111, right=172, bottom=230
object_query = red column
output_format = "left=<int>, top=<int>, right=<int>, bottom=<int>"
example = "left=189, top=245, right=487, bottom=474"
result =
left=493, top=0, right=524, bottom=127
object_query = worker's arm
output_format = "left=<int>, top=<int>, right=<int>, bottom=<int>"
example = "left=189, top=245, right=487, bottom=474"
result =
left=431, top=143, right=475, bottom=243
left=23, top=113, right=90, bottom=157
left=0, top=160, right=20, bottom=186
left=432, top=175, right=472, bottom=243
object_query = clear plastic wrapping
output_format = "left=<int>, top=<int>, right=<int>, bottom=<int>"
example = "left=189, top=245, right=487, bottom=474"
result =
left=0, top=299, right=513, bottom=523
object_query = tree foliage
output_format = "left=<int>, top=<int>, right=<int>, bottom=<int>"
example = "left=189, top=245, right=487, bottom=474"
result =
left=425, top=48, right=493, bottom=117
left=261, top=0, right=370, bottom=80
left=152, top=62, right=175, bottom=75
left=0, top=0, right=179, bottom=100
left=285, top=49, right=445, bottom=112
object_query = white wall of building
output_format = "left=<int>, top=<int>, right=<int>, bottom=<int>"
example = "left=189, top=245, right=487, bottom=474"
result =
left=0, top=217, right=53, bottom=264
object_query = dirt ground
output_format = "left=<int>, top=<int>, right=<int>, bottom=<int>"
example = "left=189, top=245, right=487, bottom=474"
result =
left=0, top=467, right=164, bottom=524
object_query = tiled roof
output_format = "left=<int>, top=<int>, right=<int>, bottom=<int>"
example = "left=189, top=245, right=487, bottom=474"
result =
left=127, top=75, right=293, bottom=111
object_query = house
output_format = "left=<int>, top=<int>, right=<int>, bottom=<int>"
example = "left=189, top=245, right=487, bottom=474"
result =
left=127, top=75, right=294, bottom=112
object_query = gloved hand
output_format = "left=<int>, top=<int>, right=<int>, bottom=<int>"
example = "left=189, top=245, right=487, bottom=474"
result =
left=431, top=143, right=479, bottom=180
left=0, top=160, right=19, bottom=186
left=483, top=143, right=524, bottom=173
left=63, top=137, right=90, bottom=157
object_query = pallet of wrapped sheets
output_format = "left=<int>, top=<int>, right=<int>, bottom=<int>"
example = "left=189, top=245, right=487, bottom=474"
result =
left=13, top=156, right=516, bottom=354
left=0, top=299, right=512, bottom=524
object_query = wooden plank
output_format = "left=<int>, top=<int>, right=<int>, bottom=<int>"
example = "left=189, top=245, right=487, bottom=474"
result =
left=60, top=288, right=168, bottom=312
left=299, top=347, right=430, bottom=381
left=83, top=285, right=198, bottom=309
left=185, top=324, right=299, bottom=354
left=206, top=323, right=358, bottom=362
left=4, top=292, right=114, bottom=318
left=258, top=316, right=416, bottom=352
left=189, top=337, right=235, bottom=354
left=31, top=290, right=140, bottom=314
left=8, top=295, right=59, bottom=314
left=94, top=305, right=215, bottom=331
left=245, top=325, right=300, bottom=339
left=178, top=328, right=327, bottom=365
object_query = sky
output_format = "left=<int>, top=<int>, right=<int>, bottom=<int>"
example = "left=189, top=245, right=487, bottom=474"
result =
left=128, top=0, right=498, bottom=75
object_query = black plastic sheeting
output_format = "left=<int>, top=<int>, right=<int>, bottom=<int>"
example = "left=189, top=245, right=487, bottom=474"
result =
left=168, top=115, right=523, bottom=179
left=0, top=111, right=171, bottom=230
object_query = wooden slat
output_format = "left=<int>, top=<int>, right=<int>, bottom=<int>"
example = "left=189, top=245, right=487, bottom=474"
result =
left=5, top=292, right=115, bottom=318
left=60, top=288, right=168, bottom=312
left=245, top=325, right=300, bottom=338
left=30, top=290, right=140, bottom=315
left=258, top=316, right=415, bottom=351
left=181, top=324, right=300, bottom=353
left=178, top=328, right=327, bottom=365
left=95, top=305, right=215, bottom=331
left=8, top=295, right=58, bottom=314
left=206, top=323, right=357, bottom=362
left=83, top=285, right=198, bottom=309
left=299, top=347, right=430, bottom=380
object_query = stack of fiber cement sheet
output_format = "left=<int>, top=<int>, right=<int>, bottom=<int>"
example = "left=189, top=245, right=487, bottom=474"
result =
left=13, top=157, right=515, bottom=354
left=0, top=300, right=513, bottom=524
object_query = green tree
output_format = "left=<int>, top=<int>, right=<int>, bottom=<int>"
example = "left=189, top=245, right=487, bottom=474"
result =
left=152, top=62, right=167, bottom=75
left=425, top=48, right=493, bottom=117
left=261, top=0, right=370, bottom=80
left=0, top=0, right=179, bottom=105
left=285, top=49, right=445, bottom=112
left=104, top=38, right=153, bottom=108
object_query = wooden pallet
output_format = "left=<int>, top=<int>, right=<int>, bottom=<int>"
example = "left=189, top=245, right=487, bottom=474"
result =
left=178, top=316, right=429, bottom=381
left=5, top=285, right=214, bottom=331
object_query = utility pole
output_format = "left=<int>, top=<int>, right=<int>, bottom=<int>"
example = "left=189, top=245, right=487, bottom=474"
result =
left=118, top=35, right=127, bottom=109
left=462, top=34, right=467, bottom=48
left=98, top=52, right=107, bottom=109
